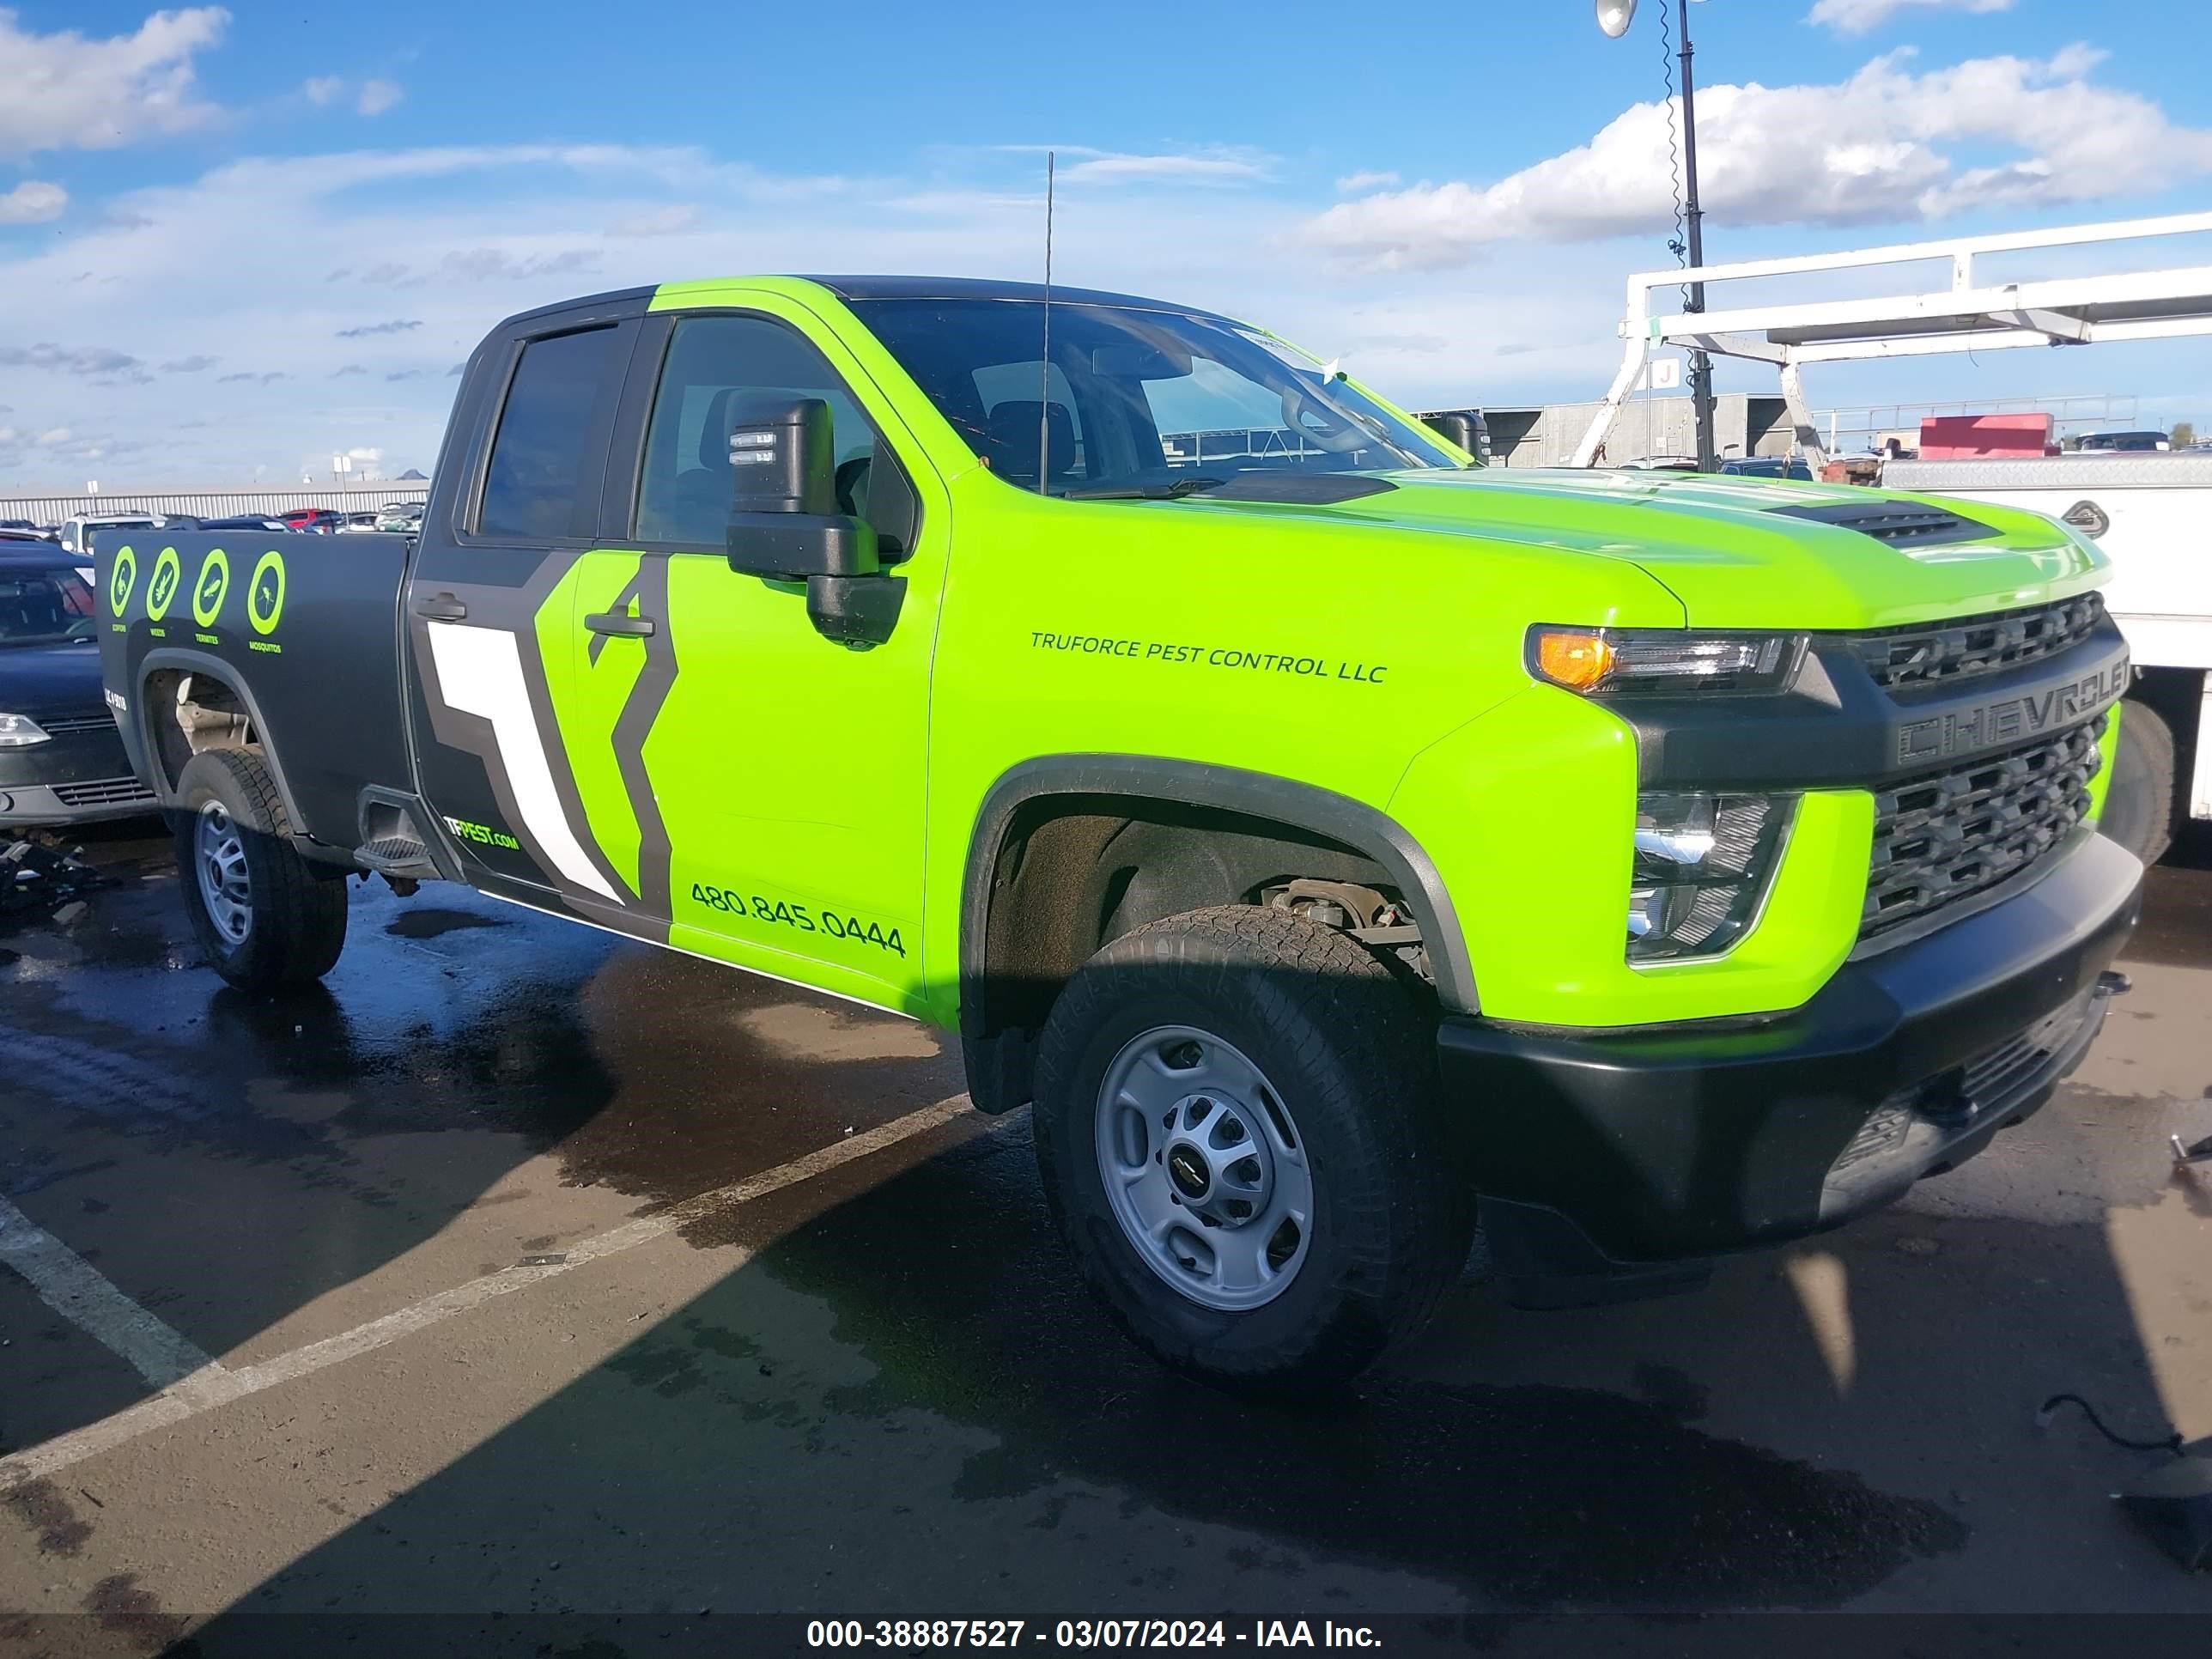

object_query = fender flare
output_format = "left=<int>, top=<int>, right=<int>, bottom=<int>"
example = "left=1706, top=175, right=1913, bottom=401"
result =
left=134, top=647, right=312, bottom=834
left=961, top=754, right=1479, bottom=1018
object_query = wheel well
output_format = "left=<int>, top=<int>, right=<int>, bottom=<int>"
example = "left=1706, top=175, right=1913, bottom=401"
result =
left=963, top=793, right=1430, bottom=1112
left=141, top=666, right=257, bottom=797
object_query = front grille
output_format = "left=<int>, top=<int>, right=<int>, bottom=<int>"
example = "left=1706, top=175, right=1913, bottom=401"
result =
left=1850, top=593, right=2106, bottom=690
left=36, top=714, right=115, bottom=736
left=1861, top=716, right=2104, bottom=939
left=1772, top=499, right=1993, bottom=547
left=49, top=775, right=157, bottom=808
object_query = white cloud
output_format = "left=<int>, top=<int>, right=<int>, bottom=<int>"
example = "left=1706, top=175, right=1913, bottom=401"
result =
left=0, top=179, right=66, bottom=223
left=302, top=74, right=343, bottom=106
left=0, top=6, right=229, bottom=161
left=1060, top=149, right=1267, bottom=185
left=1807, top=0, right=2014, bottom=35
left=35, top=428, right=71, bottom=447
left=357, top=79, right=404, bottom=117
left=1335, top=170, right=1400, bottom=193
left=610, top=204, right=699, bottom=237
left=1306, top=46, right=2212, bottom=267
left=4, top=131, right=2205, bottom=489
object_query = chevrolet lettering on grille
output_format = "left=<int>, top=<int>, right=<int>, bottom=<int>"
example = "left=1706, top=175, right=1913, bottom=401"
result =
left=1895, top=655, right=2128, bottom=767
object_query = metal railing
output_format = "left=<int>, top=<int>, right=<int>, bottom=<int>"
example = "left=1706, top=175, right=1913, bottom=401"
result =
left=0, top=483, right=430, bottom=524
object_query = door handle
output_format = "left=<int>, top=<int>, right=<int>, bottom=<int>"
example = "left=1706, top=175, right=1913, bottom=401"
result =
left=412, top=593, right=469, bottom=622
left=584, top=611, right=657, bottom=638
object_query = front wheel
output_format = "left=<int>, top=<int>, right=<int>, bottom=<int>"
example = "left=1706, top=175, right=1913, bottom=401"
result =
left=1032, top=905, right=1472, bottom=1395
left=2100, top=700, right=2176, bottom=869
left=174, top=749, right=349, bottom=991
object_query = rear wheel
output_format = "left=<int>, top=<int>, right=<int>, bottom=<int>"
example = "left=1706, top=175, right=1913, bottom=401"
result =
left=2101, top=700, right=2176, bottom=868
left=173, top=749, right=349, bottom=990
left=1032, top=905, right=1472, bottom=1396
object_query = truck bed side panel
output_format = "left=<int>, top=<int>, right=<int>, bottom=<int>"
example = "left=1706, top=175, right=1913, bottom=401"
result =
left=95, top=530, right=413, bottom=848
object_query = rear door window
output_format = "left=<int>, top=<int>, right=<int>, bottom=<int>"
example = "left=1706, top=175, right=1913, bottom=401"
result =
left=477, top=327, right=622, bottom=539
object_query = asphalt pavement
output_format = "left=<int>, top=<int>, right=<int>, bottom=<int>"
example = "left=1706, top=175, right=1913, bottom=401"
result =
left=1, top=820, right=2208, bottom=1652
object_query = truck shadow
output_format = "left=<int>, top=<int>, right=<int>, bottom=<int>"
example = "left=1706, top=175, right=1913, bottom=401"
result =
left=190, top=1099, right=2189, bottom=1620
left=0, top=824, right=959, bottom=1445
left=3, top=831, right=2197, bottom=1620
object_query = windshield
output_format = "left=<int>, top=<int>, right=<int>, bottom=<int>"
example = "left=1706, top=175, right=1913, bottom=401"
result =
left=0, top=564, right=97, bottom=647
left=846, top=297, right=1459, bottom=495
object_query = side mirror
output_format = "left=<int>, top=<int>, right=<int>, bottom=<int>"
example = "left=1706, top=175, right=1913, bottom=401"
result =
left=723, top=394, right=904, bottom=649
left=1423, top=410, right=1489, bottom=464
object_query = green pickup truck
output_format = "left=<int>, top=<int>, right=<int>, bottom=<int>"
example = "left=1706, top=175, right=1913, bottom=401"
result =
left=97, top=276, right=2141, bottom=1391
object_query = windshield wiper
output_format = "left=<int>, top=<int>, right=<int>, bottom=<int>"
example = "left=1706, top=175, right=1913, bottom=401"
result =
left=1061, top=476, right=1224, bottom=501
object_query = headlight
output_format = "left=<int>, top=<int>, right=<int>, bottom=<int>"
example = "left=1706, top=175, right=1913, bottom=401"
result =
left=0, top=714, right=52, bottom=747
left=1626, top=793, right=1794, bottom=962
left=1528, top=628, right=1806, bottom=696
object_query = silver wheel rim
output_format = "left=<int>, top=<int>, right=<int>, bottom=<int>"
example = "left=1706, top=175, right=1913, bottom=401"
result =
left=194, top=801, right=252, bottom=946
left=1094, top=1024, right=1313, bottom=1312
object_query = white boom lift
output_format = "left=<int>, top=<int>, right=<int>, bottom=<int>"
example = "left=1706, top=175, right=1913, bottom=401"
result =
left=1575, top=210, right=2212, bottom=867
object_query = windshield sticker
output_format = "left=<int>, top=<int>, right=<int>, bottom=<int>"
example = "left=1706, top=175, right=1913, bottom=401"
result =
left=1030, top=629, right=1387, bottom=684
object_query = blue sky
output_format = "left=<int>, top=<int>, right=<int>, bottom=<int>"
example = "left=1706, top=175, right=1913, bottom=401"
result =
left=3, top=0, right=2209, bottom=487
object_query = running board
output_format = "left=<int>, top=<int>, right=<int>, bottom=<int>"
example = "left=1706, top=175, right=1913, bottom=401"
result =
left=354, top=836, right=441, bottom=879
left=353, top=787, right=455, bottom=883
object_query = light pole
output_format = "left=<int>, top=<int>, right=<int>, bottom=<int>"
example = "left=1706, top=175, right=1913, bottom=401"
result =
left=1597, top=0, right=1718, bottom=472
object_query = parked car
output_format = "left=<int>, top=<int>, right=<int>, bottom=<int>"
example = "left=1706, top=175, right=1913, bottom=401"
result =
left=97, top=273, right=2139, bottom=1393
left=1720, top=456, right=1816, bottom=481
left=342, top=512, right=383, bottom=532
left=0, top=519, right=37, bottom=532
left=0, top=528, right=55, bottom=544
left=2076, top=430, right=2172, bottom=453
left=1, top=549, right=158, bottom=825
left=374, top=500, right=428, bottom=534
left=57, top=514, right=160, bottom=557
left=280, top=508, right=347, bottom=534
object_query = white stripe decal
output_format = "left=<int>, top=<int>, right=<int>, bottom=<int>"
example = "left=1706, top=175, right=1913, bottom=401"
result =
left=422, top=621, right=618, bottom=901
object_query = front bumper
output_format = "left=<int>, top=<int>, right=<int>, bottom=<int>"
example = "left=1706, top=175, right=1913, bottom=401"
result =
left=0, top=726, right=160, bottom=826
left=1439, top=826, right=2141, bottom=1267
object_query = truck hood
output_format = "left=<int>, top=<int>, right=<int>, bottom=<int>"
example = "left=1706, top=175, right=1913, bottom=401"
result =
left=1192, top=468, right=2106, bottom=630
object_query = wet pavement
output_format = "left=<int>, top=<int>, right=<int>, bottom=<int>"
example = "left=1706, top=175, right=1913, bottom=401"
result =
left=1, top=821, right=2209, bottom=1644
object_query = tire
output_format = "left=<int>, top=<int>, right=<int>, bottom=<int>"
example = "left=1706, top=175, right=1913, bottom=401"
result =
left=173, top=749, right=349, bottom=991
left=2100, top=700, right=2176, bottom=868
left=1032, top=904, right=1473, bottom=1396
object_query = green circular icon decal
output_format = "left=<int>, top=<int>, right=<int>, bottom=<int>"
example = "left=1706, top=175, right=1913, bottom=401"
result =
left=108, top=545, right=138, bottom=616
left=247, top=550, right=288, bottom=636
left=145, top=546, right=183, bottom=623
left=191, top=547, right=231, bottom=629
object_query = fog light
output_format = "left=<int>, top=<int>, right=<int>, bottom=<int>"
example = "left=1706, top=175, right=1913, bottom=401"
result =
left=1626, top=793, right=1794, bottom=962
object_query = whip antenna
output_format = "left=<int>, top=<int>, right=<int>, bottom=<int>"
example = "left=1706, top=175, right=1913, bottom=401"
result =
left=1038, top=150, right=1054, bottom=495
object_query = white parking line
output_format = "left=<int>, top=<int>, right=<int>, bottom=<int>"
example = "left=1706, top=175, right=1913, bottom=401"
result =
left=0, top=1197, right=220, bottom=1388
left=0, top=1093, right=978, bottom=1491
